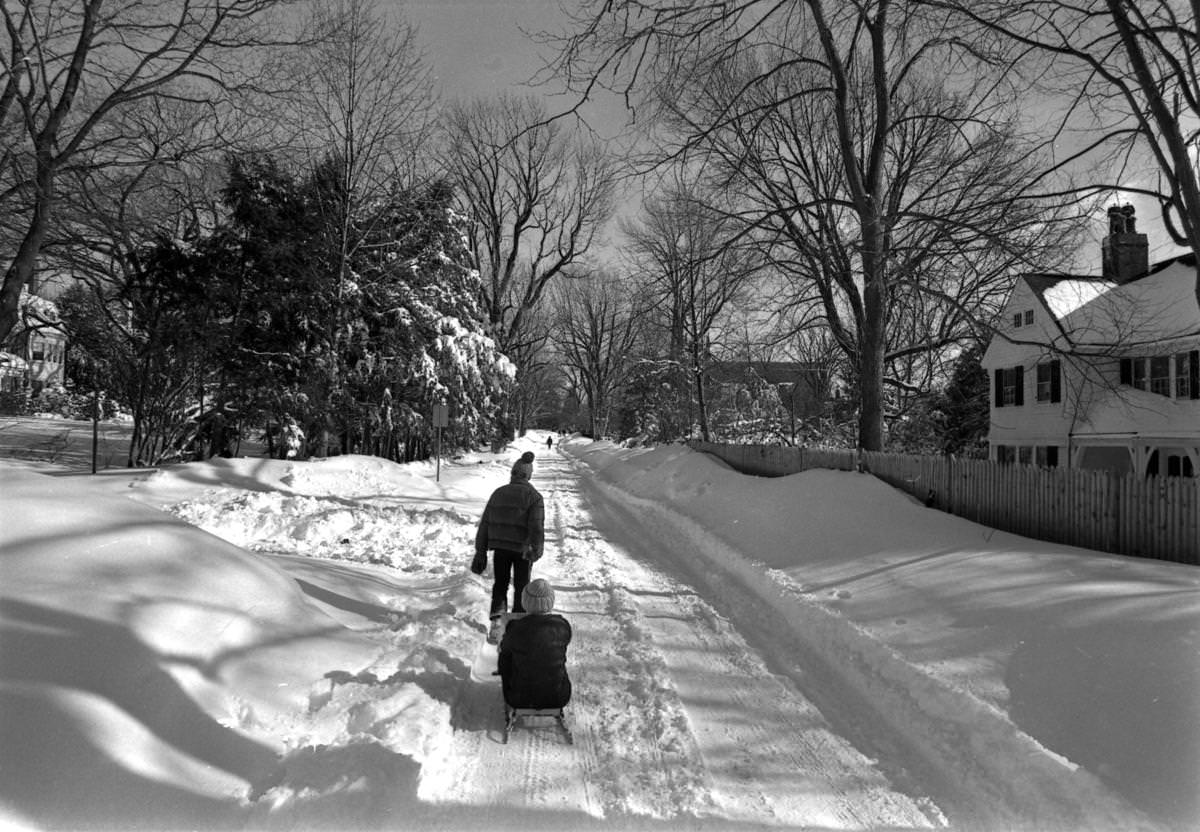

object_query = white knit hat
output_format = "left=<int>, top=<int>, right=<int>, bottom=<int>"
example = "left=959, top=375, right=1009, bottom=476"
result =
left=522, top=579, right=555, bottom=614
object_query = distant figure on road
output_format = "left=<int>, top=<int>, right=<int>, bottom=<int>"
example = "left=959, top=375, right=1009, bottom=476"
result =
left=473, top=451, right=544, bottom=627
left=546, top=436, right=553, bottom=450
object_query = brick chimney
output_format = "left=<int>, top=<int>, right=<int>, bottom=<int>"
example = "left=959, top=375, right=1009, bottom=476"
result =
left=1101, top=204, right=1149, bottom=284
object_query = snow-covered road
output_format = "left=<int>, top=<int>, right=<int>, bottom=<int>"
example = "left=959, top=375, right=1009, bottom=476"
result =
left=421, top=449, right=939, bottom=828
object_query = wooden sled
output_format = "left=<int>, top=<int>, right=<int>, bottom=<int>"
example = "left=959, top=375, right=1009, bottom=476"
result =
left=503, top=704, right=574, bottom=745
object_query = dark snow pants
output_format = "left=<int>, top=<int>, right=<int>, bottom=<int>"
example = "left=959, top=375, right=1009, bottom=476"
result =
left=490, top=548, right=531, bottom=617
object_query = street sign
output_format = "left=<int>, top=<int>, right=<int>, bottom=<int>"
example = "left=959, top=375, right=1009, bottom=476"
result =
left=432, top=404, right=449, bottom=427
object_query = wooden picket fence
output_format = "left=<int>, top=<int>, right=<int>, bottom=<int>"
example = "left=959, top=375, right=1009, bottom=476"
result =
left=688, top=441, right=1199, bottom=565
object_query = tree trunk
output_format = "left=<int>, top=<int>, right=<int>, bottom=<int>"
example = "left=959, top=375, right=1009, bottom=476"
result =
left=858, top=274, right=888, bottom=452
left=0, top=164, right=57, bottom=342
left=857, top=342, right=886, bottom=452
left=693, top=358, right=710, bottom=443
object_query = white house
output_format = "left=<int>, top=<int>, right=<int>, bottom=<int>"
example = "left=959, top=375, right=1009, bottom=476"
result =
left=982, top=206, right=1200, bottom=477
left=0, top=288, right=67, bottom=396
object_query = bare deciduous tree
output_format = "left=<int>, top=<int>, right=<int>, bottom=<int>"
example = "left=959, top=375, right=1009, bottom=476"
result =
left=0, top=0, right=302, bottom=343
left=554, top=0, right=1079, bottom=449
left=441, top=95, right=616, bottom=351
left=940, top=0, right=1200, bottom=295
left=623, top=179, right=761, bottom=441
left=440, top=93, right=617, bottom=436
left=285, top=0, right=435, bottom=189
left=550, top=267, right=646, bottom=438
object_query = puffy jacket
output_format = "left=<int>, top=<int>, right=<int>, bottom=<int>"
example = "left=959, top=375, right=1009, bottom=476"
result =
left=475, top=478, right=545, bottom=560
left=498, top=613, right=572, bottom=709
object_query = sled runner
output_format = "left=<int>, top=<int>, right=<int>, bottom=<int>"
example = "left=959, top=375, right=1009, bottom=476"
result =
left=503, top=704, right=574, bottom=745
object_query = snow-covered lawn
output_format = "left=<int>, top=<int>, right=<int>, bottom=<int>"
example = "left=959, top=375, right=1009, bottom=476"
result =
left=0, top=431, right=1196, bottom=831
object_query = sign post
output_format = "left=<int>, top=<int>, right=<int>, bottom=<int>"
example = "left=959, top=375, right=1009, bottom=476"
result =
left=432, top=404, right=449, bottom=481
left=91, top=387, right=99, bottom=475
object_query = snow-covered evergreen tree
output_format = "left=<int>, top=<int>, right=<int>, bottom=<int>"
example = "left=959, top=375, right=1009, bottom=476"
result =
left=341, top=179, right=514, bottom=460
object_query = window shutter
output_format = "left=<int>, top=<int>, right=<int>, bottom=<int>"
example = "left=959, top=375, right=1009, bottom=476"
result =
left=1014, top=365, right=1024, bottom=406
left=1191, top=351, right=1199, bottom=400
left=1119, top=358, right=1132, bottom=386
left=1046, top=446, right=1059, bottom=468
left=1050, top=359, right=1062, bottom=403
left=994, top=368, right=1003, bottom=408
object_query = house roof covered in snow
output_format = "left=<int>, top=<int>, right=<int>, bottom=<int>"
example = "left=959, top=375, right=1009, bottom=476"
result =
left=1023, top=274, right=1115, bottom=320
left=1022, top=254, right=1199, bottom=350
left=17, top=287, right=63, bottom=326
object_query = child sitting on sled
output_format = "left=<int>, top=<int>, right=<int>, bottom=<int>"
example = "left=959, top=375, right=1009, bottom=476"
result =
left=498, top=579, right=572, bottom=710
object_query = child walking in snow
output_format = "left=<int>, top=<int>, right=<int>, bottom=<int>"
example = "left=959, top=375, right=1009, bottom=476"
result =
left=472, top=451, right=544, bottom=637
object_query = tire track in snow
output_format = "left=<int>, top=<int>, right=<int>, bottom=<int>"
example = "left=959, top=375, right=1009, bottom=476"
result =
left=571, top=453, right=1161, bottom=832
left=424, top=631, right=596, bottom=815
left=546, top=465, right=712, bottom=820
left=538, top=451, right=937, bottom=829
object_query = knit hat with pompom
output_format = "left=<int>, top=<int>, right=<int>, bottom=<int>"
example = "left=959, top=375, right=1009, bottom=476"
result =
left=511, top=451, right=535, bottom=481
left=522, top=578, right=555, bottom=614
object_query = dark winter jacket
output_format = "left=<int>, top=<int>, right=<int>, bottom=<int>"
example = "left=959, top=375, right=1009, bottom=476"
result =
left=498, top=613, right=572, bottom=709
left=475, top=477, right=544, bottom=561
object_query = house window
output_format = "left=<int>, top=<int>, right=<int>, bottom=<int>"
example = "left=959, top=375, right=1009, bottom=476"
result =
left=1149, top=356, right=1170, bottom=396
left=1018, top=446, right=1032, bottom=465
left=1121, top=354, right=1196, bottom=397
left=1177, top=351, right=1200, bottom=400
left=30, top=340, right=44, bottom=362
left=1166, top=455, right=1195, bottom=478
left=1002, top=369, right=1018, bottom=406
left=1036, top=360, right=1061, bottom=403
left=1132, top=358, right=1147, bottom=390
left=994, top=366, right=1024, bottom=407
left=1036, top=445, right=1059, bottom=468
left=996, top=445, right=1016, bottom=464
left=1024, top=310, right=1034, bottom=326
left=1012, top=313, right=1023, bottom=328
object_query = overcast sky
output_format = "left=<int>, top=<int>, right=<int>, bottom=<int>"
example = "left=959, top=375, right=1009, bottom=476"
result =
left=405, top=0, right=557, bottom=97
left=404, top=0, right=629, bottom=138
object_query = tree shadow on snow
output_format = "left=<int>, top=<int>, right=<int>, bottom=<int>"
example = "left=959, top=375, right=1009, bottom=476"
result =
left=294, top=578, right=401, bottom=624
left=0, top=685, right=248, bottom=830
left=0, top=597, right=282, bottom=828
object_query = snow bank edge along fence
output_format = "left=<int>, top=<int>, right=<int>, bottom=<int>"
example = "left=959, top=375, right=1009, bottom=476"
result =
left=687, top=441, right=1199, bottom=565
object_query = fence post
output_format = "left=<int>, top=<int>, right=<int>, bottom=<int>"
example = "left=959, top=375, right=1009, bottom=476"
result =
left=1105, top=472, right=1121, bottom=554
left=944, top=457, right=953, bottom=515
